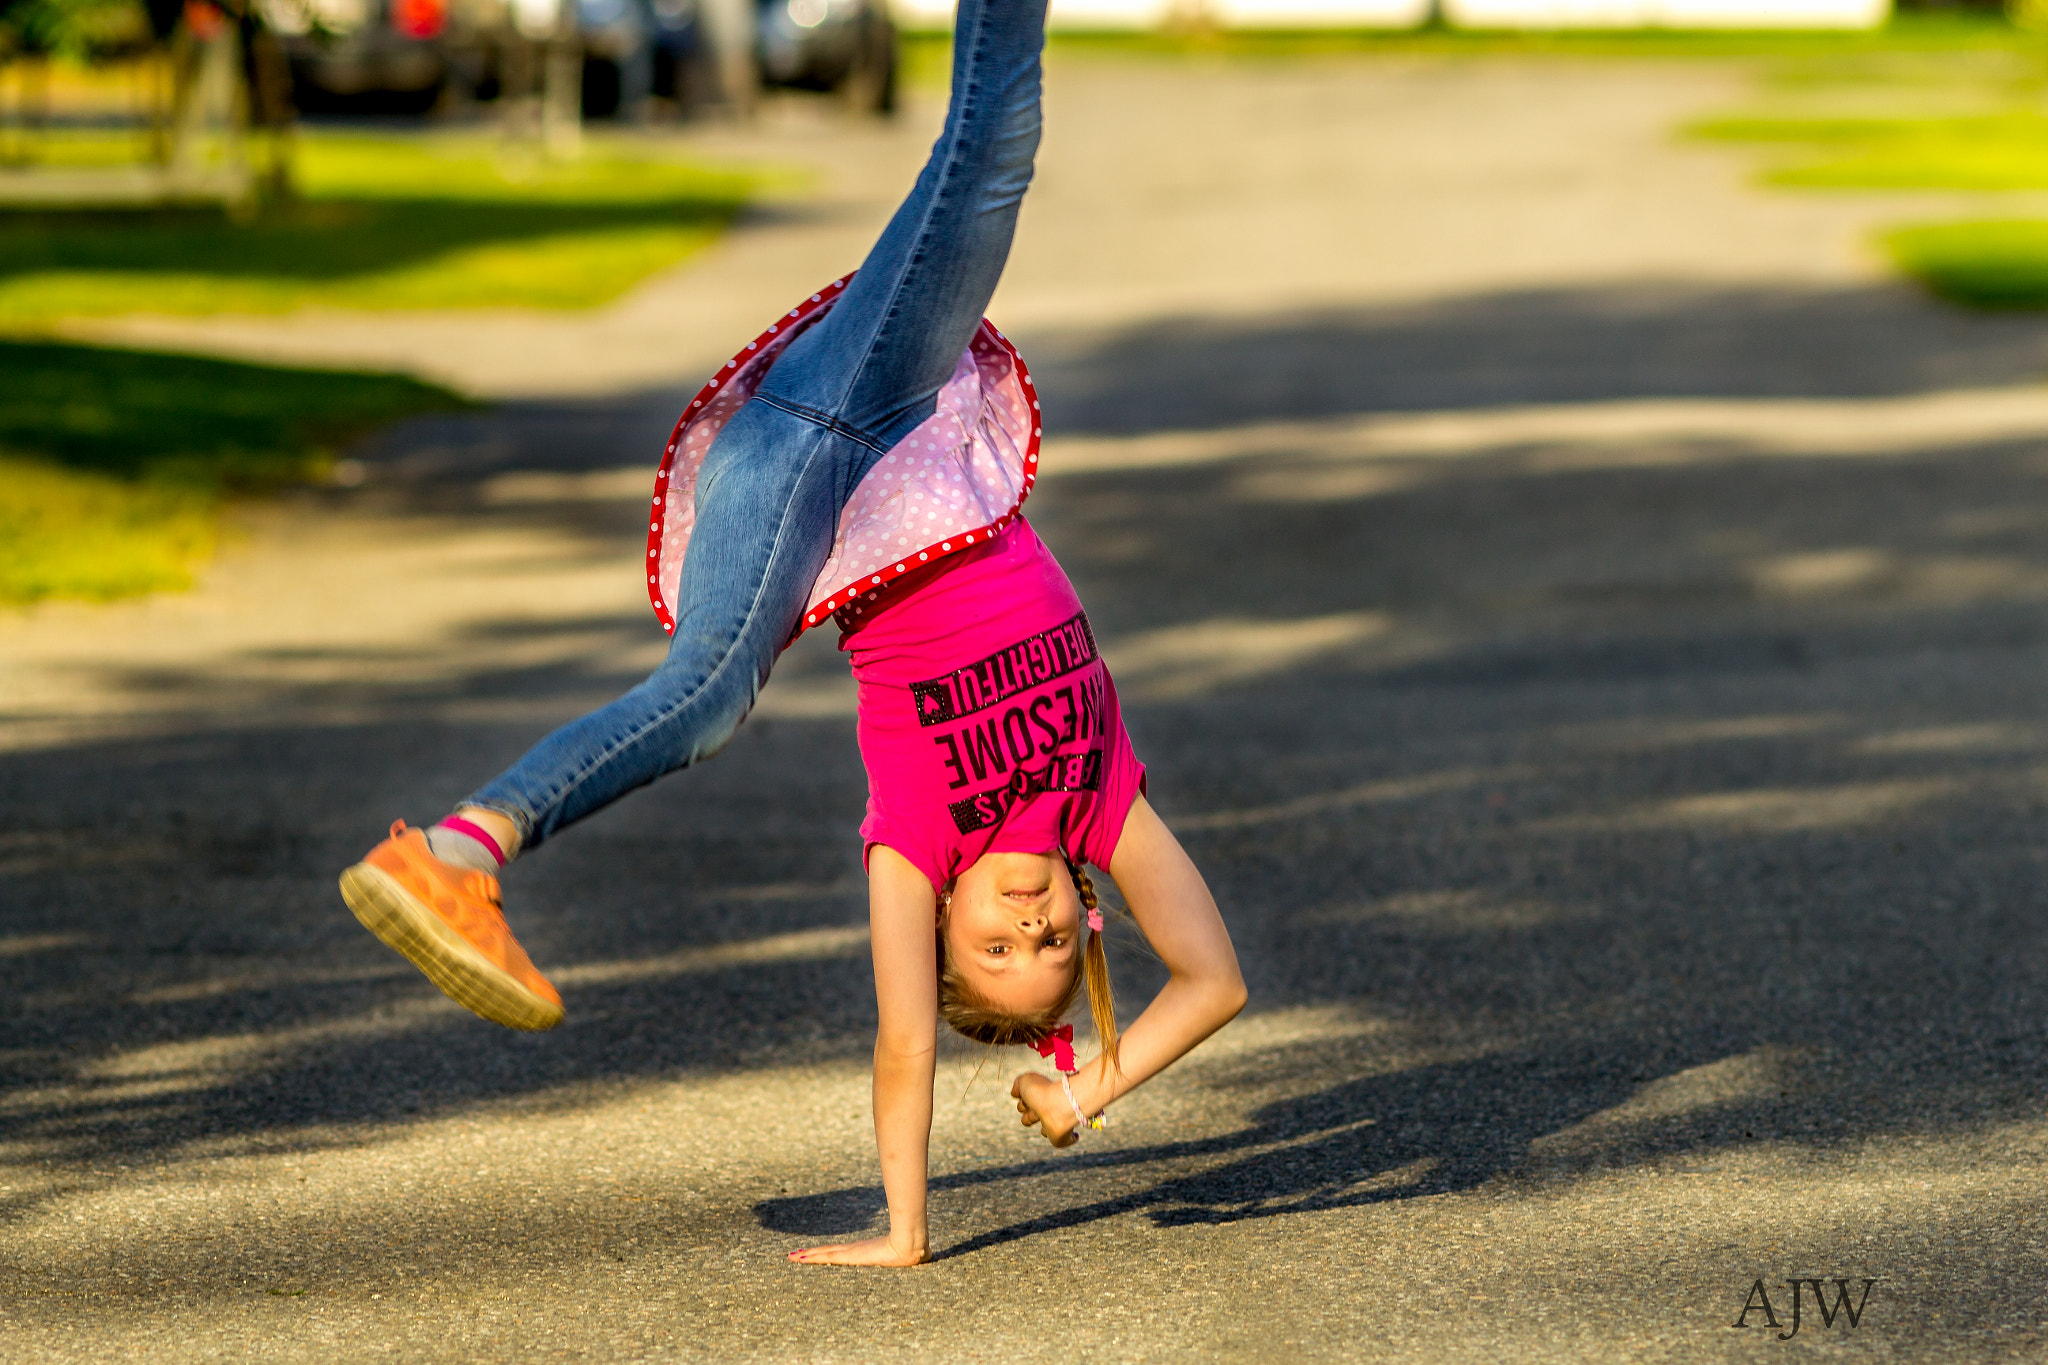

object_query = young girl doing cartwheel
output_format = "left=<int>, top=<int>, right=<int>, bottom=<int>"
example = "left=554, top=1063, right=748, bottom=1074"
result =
left=339, top=0, right=1245, bottom=1267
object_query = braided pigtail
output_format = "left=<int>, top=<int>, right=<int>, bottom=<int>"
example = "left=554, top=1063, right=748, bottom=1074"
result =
left=1068, top=857, right=1121, bottom=1076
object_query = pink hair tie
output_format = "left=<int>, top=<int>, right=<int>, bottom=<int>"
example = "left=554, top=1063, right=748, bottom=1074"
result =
left=1086, top=907, right=1104, bottom=933
left=1032, top=1023, right=1076, bottom=1074
left=1033, top=1025, right=1110, bottom=1135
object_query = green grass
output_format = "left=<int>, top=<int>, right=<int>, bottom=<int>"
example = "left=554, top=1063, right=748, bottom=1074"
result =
left=0, top=126, right=163, bottom=168
left=1692, top=111, right=2048, bottom=189
left=0, top=459, right=217, bottom=602
left=1688, top=41, right=2048, bottom=309
left=0, top=131, right=761, bottom=602
left=1883, top=218, right=2048, bottom=307
left=0, top=131, right=763, bottom=320
left=0, top=340, right=465, bottom=602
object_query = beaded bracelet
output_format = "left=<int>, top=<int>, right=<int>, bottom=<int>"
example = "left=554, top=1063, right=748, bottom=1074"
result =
left=1060, top=1073, right=1107, bottom=1133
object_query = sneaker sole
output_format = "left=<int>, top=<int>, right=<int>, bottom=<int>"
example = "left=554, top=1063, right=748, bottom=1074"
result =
left=340, top=862, right=564, bottom=1031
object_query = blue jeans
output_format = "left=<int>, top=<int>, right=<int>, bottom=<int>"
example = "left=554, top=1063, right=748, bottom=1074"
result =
left=465, top=0, right=1047, bottom=850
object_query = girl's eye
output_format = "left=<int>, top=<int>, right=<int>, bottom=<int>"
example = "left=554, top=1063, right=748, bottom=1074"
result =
left=1045, top=935, right=1065, bottom=948
left=985, top=944, right=1008, bottom=956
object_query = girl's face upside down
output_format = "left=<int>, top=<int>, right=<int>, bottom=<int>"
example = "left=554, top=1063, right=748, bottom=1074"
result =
left=941, top=851, right=1084, bottom=1019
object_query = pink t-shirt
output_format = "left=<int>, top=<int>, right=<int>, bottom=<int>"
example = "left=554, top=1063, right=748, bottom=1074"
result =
left=838, top=518, right=1145, bottom=895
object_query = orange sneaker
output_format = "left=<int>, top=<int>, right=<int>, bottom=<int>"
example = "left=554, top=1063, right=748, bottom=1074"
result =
left=340, top=821, right=564, bottom=1031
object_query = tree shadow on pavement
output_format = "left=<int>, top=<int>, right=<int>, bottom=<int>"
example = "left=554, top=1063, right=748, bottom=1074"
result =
left=757, top=1040, right=1667, bottom=1248
left=1021, top=282, right=2048, bottom=436
left=757, top=931, right=2048, bottom=1259
left=8, top=279, right=2048, bottom=1252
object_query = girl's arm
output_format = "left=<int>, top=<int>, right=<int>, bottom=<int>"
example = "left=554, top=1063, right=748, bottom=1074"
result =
left=1012, top=794, right=1247, bottom=1142
left=790, top=845, right=937, bottom=1267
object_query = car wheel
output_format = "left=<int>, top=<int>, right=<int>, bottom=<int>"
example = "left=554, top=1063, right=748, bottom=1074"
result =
left=582, top=54, right=624, bottom=118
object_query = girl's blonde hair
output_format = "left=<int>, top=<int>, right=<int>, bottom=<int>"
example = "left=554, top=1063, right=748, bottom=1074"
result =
left=937, top=856, right=1120, bottom=1074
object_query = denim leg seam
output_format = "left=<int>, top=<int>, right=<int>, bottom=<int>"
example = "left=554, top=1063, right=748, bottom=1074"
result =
left=749, top=392, right=892, bottom=454
left=530, top=442, right=831, bottom=831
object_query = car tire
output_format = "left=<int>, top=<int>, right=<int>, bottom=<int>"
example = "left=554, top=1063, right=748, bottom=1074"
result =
left=582, top=55, right=622, bottom=117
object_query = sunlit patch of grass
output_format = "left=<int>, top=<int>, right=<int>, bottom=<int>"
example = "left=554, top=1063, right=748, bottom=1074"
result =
left=0, top=221, right=730, bottom=314
left=293, top=132, right=761, bottom=206
left=0, top=339, right=465, bottom=603
left=0, top=127, right=162, bottom=169
left=0, top=131, right=765, bottom=320
left=0, top=456, right=215, bottom=602
left=1691, top=111, right=2048, bottom=189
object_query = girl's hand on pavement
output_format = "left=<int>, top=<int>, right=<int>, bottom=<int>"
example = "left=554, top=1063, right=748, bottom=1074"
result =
left=1011, top=1072, right=1079, bottom=1148
left=789, top=1236, right=928, bottom=1267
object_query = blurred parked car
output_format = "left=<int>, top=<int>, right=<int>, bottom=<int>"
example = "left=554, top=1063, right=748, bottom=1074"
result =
left=647, top=0, right=895, bottom=115
left=574, top=0, right=653, bottom=115
left=757, top=0, right=894, bottom=114
left=266, top=0, right=473, bottom=114
left=644, top=0, right=704, bottom=106
left=269, top=0, right=893, bottom=117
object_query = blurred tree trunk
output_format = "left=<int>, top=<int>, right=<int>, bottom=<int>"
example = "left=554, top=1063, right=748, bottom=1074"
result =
left=541, top=27, right=577, bottom=153
left=167, top=5, right=246, bottom=193
left=161, top=0, right=294, bottom=203
left=500, top=25, right=534, bottom=139
left=241, top=5, right=292, bottom=198
left=697, top=0, right=752, bottom=119
left=503, top=0, right=580, bottom=156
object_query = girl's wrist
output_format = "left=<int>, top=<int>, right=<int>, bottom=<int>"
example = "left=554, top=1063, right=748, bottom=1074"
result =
left=1073, top=1064, right=1114, bottom=1121
left=1059, top=1073, right=1106, bottom=1132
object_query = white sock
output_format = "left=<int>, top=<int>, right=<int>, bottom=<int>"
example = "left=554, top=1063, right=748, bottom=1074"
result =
left=426, top=822, right=506, bottom=873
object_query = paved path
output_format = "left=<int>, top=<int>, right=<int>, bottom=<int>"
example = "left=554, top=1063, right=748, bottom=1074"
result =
left=9, top=56, right=2048, bottom=1363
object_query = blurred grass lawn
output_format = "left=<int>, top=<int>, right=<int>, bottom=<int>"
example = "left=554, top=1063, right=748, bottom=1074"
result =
left=2, top=130, right=754, bottom=603
left=0, top=341, right=465, bottom=602
left=1693, top=112, right=2048, bottom=191
left=0, top=131, right=762, bottom=319
left=1689, top=41, right=2048, bottom=309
